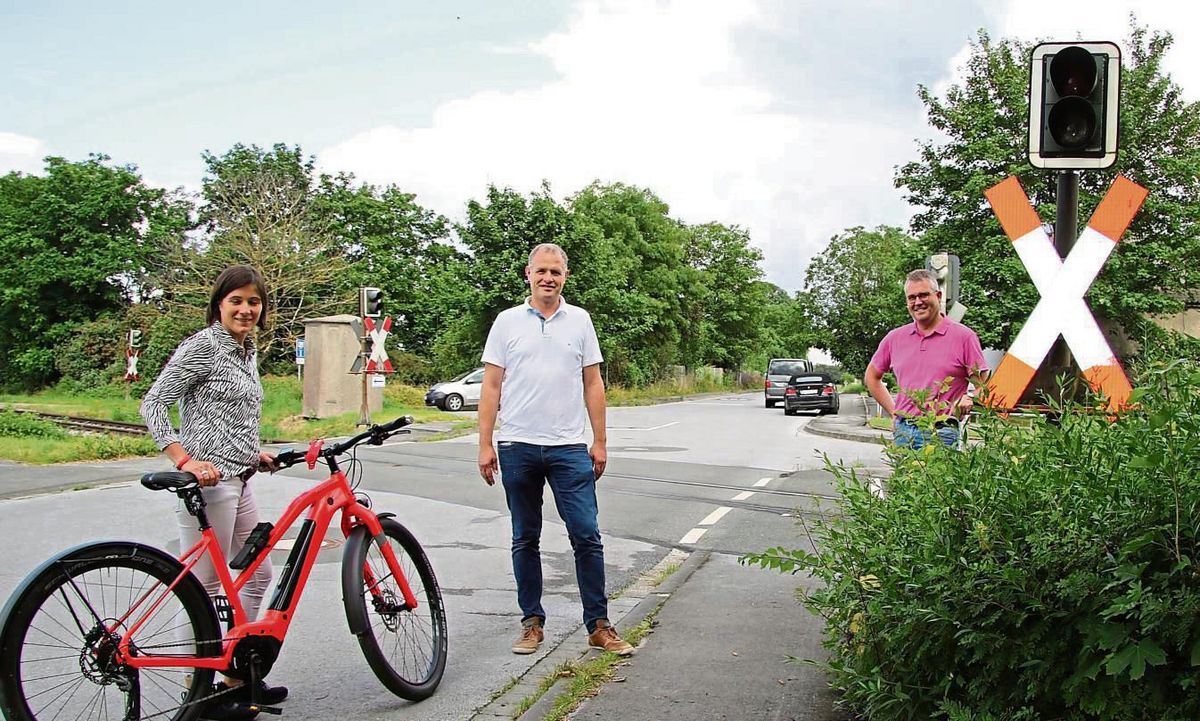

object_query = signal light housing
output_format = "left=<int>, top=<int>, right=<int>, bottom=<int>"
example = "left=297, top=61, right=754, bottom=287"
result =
left=1028, top=41, right=1120, bottom=169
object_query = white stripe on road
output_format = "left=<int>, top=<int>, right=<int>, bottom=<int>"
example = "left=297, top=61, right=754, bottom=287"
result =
left=609, top=422, right=680, bottom=431
left=679, top=527, right=708, bottom=544
left=731, top=491, right=755, bottom=501
left=698, top=506, right=732, bottom=526
left=753, top=477, right=772, bottom=487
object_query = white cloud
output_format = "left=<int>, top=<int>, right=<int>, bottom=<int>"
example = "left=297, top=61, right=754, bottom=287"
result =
left=320, top=0, right=923, bottom=293
left=0, top=131, right=47, bottom=175
left=996, top=1, right=1200, bottom=101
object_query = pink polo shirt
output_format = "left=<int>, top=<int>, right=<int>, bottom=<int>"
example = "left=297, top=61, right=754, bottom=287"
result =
left=869, top=317, right=988, bottom=418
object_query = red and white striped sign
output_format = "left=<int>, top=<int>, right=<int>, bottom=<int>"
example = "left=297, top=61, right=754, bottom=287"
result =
left=124, top=349, right=140, bottom=381
left=982, top=175, right=1148, bottom=411
left=364, top=316, right=394, bottom=373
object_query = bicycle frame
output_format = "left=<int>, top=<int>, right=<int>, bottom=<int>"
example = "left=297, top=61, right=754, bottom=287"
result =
left=115, top=466, right=418, bottom=672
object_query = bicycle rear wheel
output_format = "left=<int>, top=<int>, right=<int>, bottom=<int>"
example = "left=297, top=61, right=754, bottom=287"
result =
left=342, top=517, right=447, bottom=701
left=0, top=541, right=221, bottom=721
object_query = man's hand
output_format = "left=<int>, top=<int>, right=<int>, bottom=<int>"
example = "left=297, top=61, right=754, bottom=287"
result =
left=479, top=445, right=499, bottom=486
left=955, top=394, right=974, bottom=418
left=590, top=441, right=607, bottom=481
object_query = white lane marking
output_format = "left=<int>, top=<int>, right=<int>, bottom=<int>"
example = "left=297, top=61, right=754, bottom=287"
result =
left=753, top=477, right=772, bottom=488
left=679, top=527, right=707, bottom=544
left=731, top=491, right=755, bottom=501
left=610, top=422, right=680, bottom=431
left=698, top=507, right=732, bottom=526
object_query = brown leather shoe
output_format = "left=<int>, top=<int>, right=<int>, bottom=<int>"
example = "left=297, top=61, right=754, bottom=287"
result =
left=587, top=619, right=633, bottom=656
left=511, top=618, right=544, bottom=654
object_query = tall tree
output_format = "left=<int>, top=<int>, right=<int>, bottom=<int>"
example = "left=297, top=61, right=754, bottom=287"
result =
left=151, top=143, right=351, bottom=367
left=682, top=222, right=767, bottom=370
left=895, top=24, right=1200, bottom=350
left=570, top=182, right=688, bottom=386
left=312, top=174, right=458, bottom=357
left=804, top=226, right=923, bottom=373
left=0, top=155, right=189, bottom=388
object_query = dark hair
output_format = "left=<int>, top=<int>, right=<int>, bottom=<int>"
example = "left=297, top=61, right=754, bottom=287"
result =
left=206, top=265, right=269, bottom=329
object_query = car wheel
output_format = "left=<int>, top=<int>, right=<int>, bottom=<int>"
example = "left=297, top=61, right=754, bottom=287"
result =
left=765, top=399, right=775, bottom=408
left=784, top=407, right=796, bottom=416
left=444, top=393, right=464, bottom=412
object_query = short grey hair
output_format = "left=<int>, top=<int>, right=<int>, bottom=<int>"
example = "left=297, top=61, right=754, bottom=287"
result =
left=528, top=243, right=569, bottom=269
left=905, top=268, right=940, bottom=293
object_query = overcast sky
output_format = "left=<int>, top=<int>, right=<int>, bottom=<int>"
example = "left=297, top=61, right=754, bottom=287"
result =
left=3, top=0, right=1198, bottom=292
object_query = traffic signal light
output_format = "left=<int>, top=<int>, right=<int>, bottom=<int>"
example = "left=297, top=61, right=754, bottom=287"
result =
left=1028, top=41, right=1120, bottom=169
left=359, top=287, right=384, bottom=318
left=925, top=253, right=960, bottom=315
left=128, top=329, right=142, bottom=349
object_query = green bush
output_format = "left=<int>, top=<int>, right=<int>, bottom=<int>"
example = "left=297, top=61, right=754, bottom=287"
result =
left=746, top=356, right=1200, bottom=720
left=0, top=410, right=67, bottom=438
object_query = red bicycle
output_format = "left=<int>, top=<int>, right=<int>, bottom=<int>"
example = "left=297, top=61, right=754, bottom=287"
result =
left=0, top=416, right=447, bottom=721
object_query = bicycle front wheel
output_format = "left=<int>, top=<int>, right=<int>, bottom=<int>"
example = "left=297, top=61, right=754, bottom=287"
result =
left=0, top=541, right=221, bottom=721
left=342, top=517, right=447, bottom=701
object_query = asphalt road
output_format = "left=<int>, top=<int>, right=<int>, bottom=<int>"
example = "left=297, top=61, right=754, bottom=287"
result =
left=0, top=392, right=881, bottom=720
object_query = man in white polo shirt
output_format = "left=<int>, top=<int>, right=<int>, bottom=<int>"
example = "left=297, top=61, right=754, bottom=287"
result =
left=478, top=242, right=634, bottom=657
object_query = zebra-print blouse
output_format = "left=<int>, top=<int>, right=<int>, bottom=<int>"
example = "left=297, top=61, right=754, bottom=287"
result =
left=141, top=323, right=263, bottom=479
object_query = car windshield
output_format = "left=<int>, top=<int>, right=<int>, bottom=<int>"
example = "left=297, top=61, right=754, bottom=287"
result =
left=769, top=360, right=809, bottom=376
left=447, top=369, right=477, bottom=383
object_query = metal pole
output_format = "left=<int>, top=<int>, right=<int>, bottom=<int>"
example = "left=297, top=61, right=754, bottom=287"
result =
left=1051, top=170, right=1080, bottom=388
left=1055, top=170, right=1078, bottom=257
left=358, top=332, right=370, bottom=427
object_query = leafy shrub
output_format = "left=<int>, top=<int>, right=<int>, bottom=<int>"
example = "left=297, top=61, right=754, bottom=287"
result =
left=746, top=356, right=1200, bottom=720
left=0, top=410, right=67, bottom=438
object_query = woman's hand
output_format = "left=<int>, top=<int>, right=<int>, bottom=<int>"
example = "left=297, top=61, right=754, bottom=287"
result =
left=258, top=451, right=277, bottom=473
left=182, top=459, right=221, bottom=487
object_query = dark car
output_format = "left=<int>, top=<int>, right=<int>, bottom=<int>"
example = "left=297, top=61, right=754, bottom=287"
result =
left=783, top=373, right=840, bottom=416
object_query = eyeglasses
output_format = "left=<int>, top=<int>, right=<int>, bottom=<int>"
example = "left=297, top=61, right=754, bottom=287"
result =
left=906, top=291, right=936, bottom=303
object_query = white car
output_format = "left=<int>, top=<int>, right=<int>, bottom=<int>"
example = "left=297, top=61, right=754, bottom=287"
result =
left=424, top=368, right=484, bottom=411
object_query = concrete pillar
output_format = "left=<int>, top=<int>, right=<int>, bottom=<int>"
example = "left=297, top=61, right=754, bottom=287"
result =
left=301, top=315, right=382, bottom=419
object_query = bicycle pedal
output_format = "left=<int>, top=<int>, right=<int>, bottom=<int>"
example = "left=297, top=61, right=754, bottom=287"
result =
left=249, top=704, right=284, bottom=715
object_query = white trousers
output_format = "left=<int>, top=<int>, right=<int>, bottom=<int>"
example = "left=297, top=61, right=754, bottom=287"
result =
left=177, top=478, right=274, bottom=621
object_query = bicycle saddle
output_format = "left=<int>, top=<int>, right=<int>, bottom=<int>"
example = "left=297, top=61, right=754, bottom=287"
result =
left=141, top=471, right=198, bottom=491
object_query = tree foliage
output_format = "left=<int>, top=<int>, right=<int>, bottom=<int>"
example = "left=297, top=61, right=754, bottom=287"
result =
left=895, top=24, right=1200, bottom=350
left=0, top=155, right=189, bottom=389
left=804, top=225, right=922, bottom=373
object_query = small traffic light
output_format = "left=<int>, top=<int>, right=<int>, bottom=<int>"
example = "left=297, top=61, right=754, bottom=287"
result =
left=128, top=329, right=142, bottom=349
left=1028, top=41, right=1120, bottom=169
left=926, top=253, right=960, bottom=313
left=359, top=287, right=384, bottom=318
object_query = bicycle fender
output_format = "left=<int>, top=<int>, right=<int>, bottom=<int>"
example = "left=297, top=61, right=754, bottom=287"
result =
left=342, top=525, right=373, bottom=637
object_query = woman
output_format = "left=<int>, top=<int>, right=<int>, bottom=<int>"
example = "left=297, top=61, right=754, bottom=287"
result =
left=141, top=265, right=287, bottom=721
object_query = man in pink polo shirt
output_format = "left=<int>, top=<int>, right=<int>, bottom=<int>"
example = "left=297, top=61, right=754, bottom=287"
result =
left=865, top=269, right=989, bottom=449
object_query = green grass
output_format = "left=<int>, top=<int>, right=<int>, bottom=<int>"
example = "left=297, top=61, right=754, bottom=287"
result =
left=0, top=375, right=460, bottom=464
left=606, top=375, right=742, bottom=406
left=528, top=611, right=657, bottom=719
left=0, top=433, right=160, bottom=464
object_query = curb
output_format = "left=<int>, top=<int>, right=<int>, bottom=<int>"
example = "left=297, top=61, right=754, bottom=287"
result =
left=805, top=395, right=889, bottom=446
left=470, top=548, right=710, bottom=720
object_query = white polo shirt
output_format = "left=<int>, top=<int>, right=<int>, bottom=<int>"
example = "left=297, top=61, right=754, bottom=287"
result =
left=481, top=297, right=603, bottom=445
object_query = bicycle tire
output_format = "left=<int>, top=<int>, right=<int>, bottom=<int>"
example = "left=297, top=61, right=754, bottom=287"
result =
left=0, top=541, right=221, bottom=721
left=342, top=517, right=447, bottom=700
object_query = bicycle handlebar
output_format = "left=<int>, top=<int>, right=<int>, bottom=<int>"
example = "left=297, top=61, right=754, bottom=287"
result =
left=273, top=415, right=414, bottom=470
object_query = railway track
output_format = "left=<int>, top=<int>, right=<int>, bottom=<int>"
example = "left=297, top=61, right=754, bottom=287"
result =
left=16, top=410, right=151, bottom=437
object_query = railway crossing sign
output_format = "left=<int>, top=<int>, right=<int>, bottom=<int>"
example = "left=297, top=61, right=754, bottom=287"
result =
left=982, top=174, right=1148, bottom=411
left=124, top=349, right=139, bottom=382
left=364, top=316, right=394, bottom=373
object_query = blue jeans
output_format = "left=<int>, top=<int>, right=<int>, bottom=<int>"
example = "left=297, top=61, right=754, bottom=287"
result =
left=498, top=441, right=607, bottom=633
left=893, top=418, right=959, bottom=450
